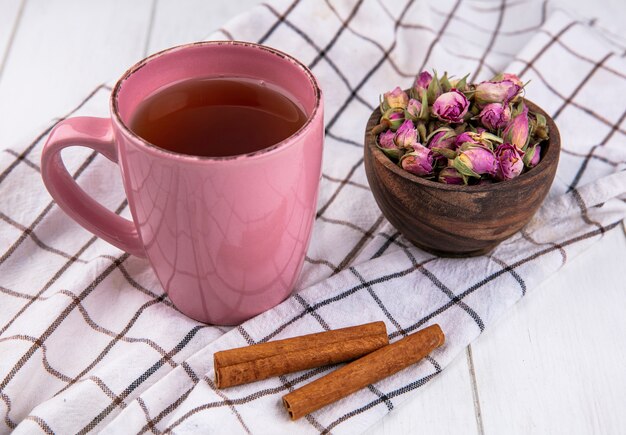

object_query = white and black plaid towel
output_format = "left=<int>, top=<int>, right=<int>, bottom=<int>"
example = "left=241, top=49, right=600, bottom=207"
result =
left=1, top=0, right=625, bottom=433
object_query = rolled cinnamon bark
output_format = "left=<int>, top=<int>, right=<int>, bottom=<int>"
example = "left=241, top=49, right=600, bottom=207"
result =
left=215, top=321, right=389, bottom=388
left=282, top=324, right=444, bottom=420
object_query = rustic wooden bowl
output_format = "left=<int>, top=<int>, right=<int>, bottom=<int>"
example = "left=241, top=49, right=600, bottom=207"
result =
left=363, top=100, right=560, bottom=257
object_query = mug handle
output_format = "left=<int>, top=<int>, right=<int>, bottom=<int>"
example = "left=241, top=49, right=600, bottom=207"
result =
left=41, top=116, right=146, bottom=258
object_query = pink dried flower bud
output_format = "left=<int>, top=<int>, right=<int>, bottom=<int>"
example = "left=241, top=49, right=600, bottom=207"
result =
left=400, top=143, right=434, bottom=176
left=382, top=86, right=409, bottom=111
left=394, top=120, right=418, bottom=149
left=454, top=143, right=498, bottom=178
left=503, top=104, right=529, bottom=150
left=429, top=129, right=456, bottom=149
left=454, top=130, right=502, bottom=150
left=405, top=98, right=422, bottom=121
left=432, top=90, right=469, bottom=123
left=381, top=107, right=405, bottom=131
left=501, top=73, right=524, bottom=88
left=530, top=145, right=541, bottom=166
left=523, top=143, right=541, bottom=168
left=479, top=103, right=511, bottom=130
left=378, top=130, right=395, bottom=148
left=377, top=129, right=403, bottom=160
left=412, top=71, right=432, bottom=99
left=455, top=131, right=480, bottom=148
left=438, top=166, right=465, bottom=184
left=428, top=129, right=457, bottom=162
left=474, top=80, right=520, bottom=105
left=449, top=73, right=469, bottom=92
left=530, top=112, right=549, bottom=140
left=495, top=143, right=524, bottom=180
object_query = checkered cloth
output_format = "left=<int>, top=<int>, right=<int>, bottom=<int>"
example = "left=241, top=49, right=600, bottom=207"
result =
left=1, top=0, right=625, bottom=433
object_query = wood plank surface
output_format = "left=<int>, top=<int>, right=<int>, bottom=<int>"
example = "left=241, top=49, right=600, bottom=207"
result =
left=365, top=350, right=480, bottom=435
left=471, top=227, right=626, bottom=435
left=147, top=0, right=262, bottom=54
left=0, top=0, right=23, bottom=79
left=0, top=0, right=153, bottom=148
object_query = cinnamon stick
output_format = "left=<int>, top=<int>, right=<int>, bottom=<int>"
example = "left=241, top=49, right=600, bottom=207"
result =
left=282, top=324, right=445, bottom=420
left=214, top=321, right=389, bottom=388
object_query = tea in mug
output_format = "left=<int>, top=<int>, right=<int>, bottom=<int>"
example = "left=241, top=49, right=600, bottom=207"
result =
left=130, top=77, right=307, bottom=157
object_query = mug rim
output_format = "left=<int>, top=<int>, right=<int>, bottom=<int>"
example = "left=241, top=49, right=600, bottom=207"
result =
left=110, top=40, right=323, bottom=162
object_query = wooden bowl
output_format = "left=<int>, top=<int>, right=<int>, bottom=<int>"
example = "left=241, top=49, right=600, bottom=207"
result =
left=363, top=100, right=560, bottom=257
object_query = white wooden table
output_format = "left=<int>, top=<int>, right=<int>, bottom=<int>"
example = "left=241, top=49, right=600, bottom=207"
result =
left=1, top=1, right=624, bottom=434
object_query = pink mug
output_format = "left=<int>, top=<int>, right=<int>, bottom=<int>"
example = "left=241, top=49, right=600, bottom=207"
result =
left=41, top=41, right=324, bottom=325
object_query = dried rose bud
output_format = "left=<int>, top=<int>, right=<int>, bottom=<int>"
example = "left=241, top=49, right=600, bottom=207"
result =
left=454, top=143, right=498, bottom=178
left=432, top=90, right=469, bottom=123
left=503, top=104, right=529, bottom=150
left=502, top=72, right=524, bottom=88
left=479, top=103, right=511, bottom=130
left=449, top=73, right=470, bottom=92
left=427, top=71, right=444, bottom=103
left=428, top=129, right=457, bottom=162
left=455, top=131, right=480, bottom=148
left=438, top=166, right=465, bottom=184
left=428, top=127, right=456, bottom=146
left=412, top=71, right=432, bottom=100
left=530, top=112, right=549, bottom=140
left=474, top=80, right=520, bottom=105
left=440, top=72, right=452, bottom=92
left=382, top=86, right=409, bottom=111
left=414, top=121, right=426, bottom=142
left=378, top=129, right=395, bottom=147
left=530, top=145, right=541, bottom=167
left=377, top=129, right=403, bottom=160
left=381, top=107, right=405, bottom=131
left=400, top=143, right=434, bottom=176
left=495, top=143, right=524, bottom=180
left=394, top=120, right=418, bottom=149
left=523, top=143, right=541, bottom=168
left=455, top=131, right=502, bottom=150
left=405, top=98, right=422, bottom=121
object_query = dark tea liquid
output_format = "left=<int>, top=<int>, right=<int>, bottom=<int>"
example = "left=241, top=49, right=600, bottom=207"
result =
left=130, top=77, right=307, bottom=157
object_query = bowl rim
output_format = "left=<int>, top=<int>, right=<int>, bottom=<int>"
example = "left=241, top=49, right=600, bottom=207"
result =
left=364, top=98, right=561, bottom=192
